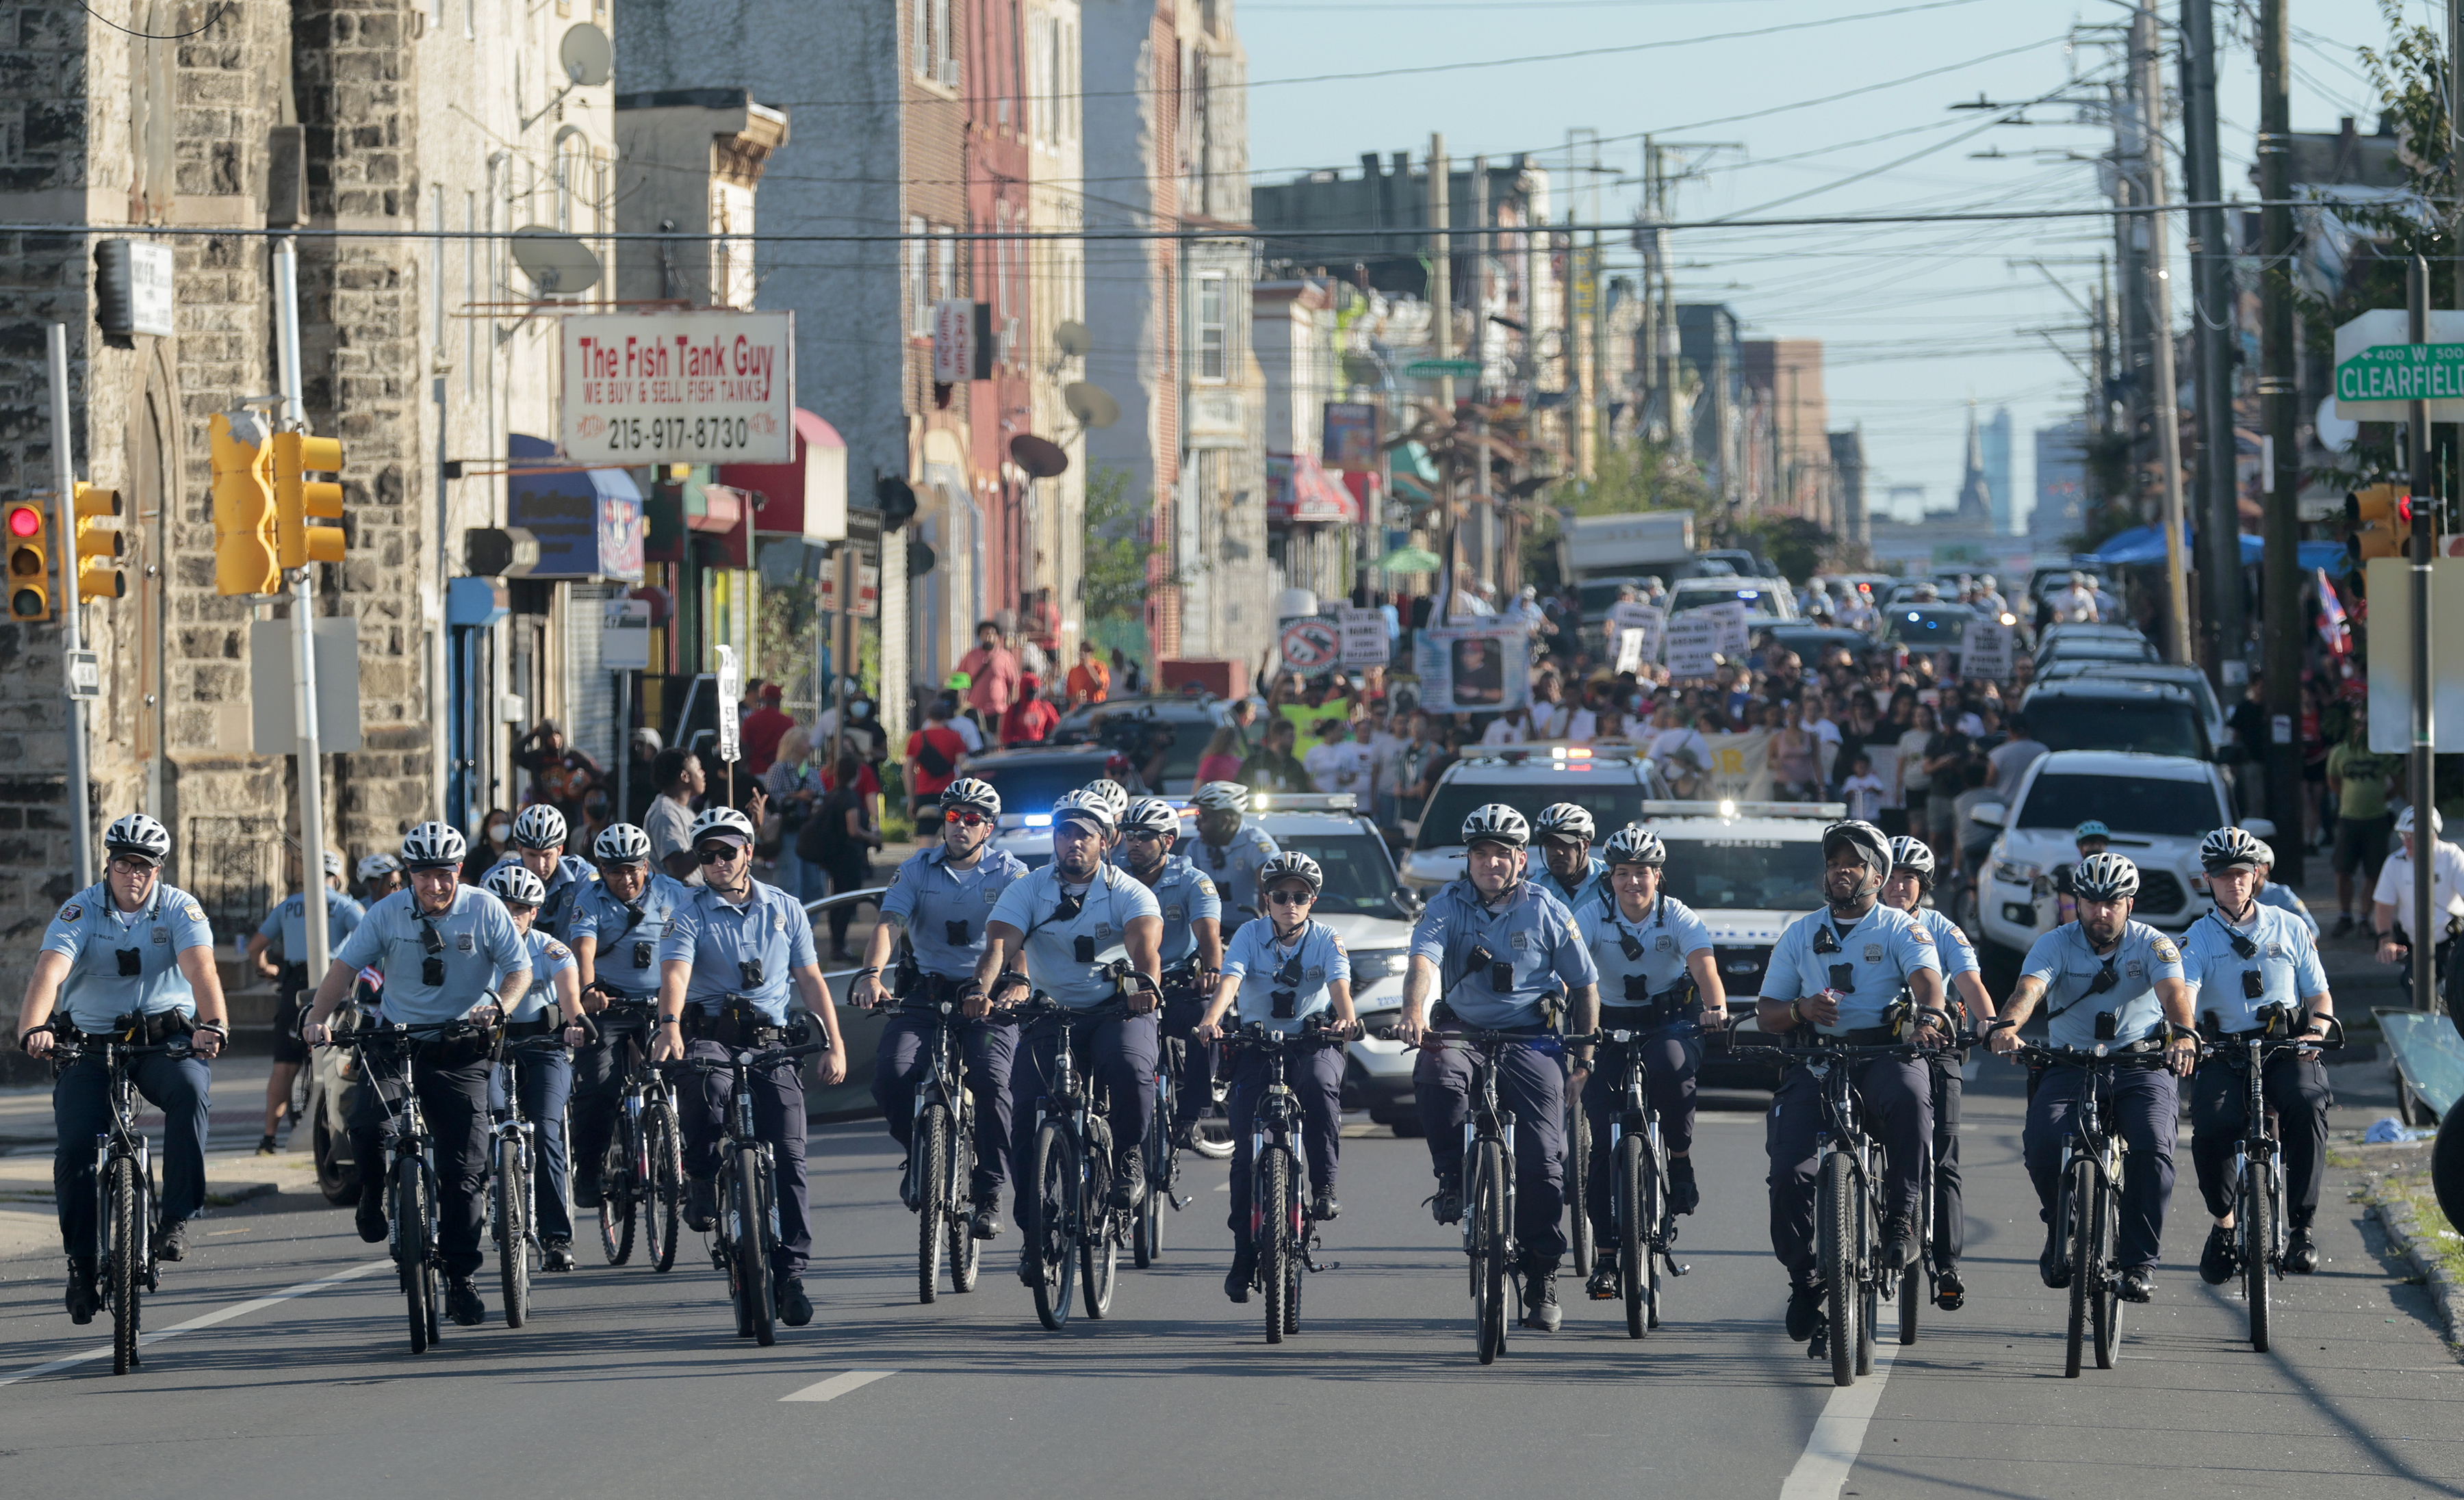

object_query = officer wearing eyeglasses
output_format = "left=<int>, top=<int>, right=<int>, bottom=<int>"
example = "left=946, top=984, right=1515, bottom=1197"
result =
left=850, top=777, right=1031, bottom=1241
left=1988, top=851, right=2194, bottom=1305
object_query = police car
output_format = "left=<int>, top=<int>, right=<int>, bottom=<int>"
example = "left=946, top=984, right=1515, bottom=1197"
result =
left=1398, top=747, right=1668, bottom=892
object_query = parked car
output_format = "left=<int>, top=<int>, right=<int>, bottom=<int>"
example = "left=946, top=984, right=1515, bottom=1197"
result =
left=1667, top=576, right=1799, bottom=625
left=1053, top=695, right=1229, bottom=796
left=1399, top=749, right=1669, bottom=891
left=1758, top=624, right=1879, bottom=669
left=2020, top=677, right=2213, bottom=762
left=2035, top=659, right=2230, bottom=758
left=959, top=744, right=1144, bottom=826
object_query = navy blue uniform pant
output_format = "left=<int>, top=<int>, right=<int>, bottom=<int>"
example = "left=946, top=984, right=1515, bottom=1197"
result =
left=2023, top=1063, right=2177, bottom=1271
left=489, top=1044, right=574, bottom=1243
left=678, top=1038, right=812, bottom=1278
left=1005, top=1012, right=1159, bottom=1220
left=1766, top=1055, right=1930, bottom=1284
left=1930, top=1057, right=1966, bottom=1263
left=349, top=1050, right=493, bottom=1279
left=567, top=1022, right=632, bottom=1195
left=1158, top=986, right=1218, bottom=1123
left=55, top=1050, right=211, bottom=1256
left=1415, top=1036, right=1569, bottom=1273
left=2190, top=1051, right=2331, bottom=1227
left=1225, top=1046, right=1342, bottom=1244
left=873, top=1011, right=1018, bottom=1198
left=1580, top=1026, right=1699, bottom=1251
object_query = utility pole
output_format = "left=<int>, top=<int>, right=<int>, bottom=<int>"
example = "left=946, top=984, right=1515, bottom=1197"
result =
left=1428, top=135, right=1457, bottom=610
left=2135, top=0, right=2194, bottom=665
left=272, top=235, right=331, bottom=985
left=2112, top=70, right=2149, bottom=494
left=44, top=324, right=93, bottom=892
left=2408, top=254, right=2438, bottom=1013
left=2257, top=0, right=2303, bottom=881
left=2181, top=0, right=2244, bottom=681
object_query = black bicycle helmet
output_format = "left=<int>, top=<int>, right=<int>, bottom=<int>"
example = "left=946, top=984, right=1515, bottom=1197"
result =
left=1821, top=819, right=1894, bottom=884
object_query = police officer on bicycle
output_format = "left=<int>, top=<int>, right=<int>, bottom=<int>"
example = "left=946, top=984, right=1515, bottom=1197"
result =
left=649, top=806, right=849, bottom=1328
left=1533, top=803, right=1612, bottom=917
left=1198, top=851, right=1357, bottom=1304
left=480, top=864, right=592, bottom=1272
left=973, top=788, right=1165, bottom=1284
left=1758, top=820, right=1947, bottom=1349
left=248, top=848, right=361, bottom=1155
left=1986, top=852, right=2195, bottom=1304
left=1190, top=781, right=1280, bottom=938
left=16, top=815, right=228, bottom=1319
left=850, top=777, right=1031, bottom=1241
left=1397, top=803, right=1600, bottom=1333
left=2181, top=826, right=2336, bottom=1286
left=1572, top=825, right=1725, bottom=1302
left=301, top=822, right=532, bottom=1328
left=1879, top=835, right=1997, bottom=1311
left=1115, top=796, right=1224, bottom=1148
left=565, top=823, right=689, bottom=1211
left=488, top=805, right=596, bottom=940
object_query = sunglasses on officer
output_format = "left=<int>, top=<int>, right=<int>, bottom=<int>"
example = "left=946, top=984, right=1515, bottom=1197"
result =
left=1266, top=888, right=1314, bottom=907
left=695, top=842, right=747, bottom=865
left=944, top=810, right=991, bottom=829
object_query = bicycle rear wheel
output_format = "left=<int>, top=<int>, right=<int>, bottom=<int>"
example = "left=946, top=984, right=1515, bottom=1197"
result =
left=2242, top=1156, right=2272, bottom=1354
left=498, top=1135, right=531, bottom=1330
left=1029, top=1121, right=1076, bottom=1330
left=645, top=1102, right=682, bottom=1273
left=2092, top=1180, right=2121, bottom=1369
left=2064, top=1158, right=2094, bottom=1378
left=1819, top=1150, right=1856, bottom=1387
left=735, top=1147, right=777, bottom=1346
left=396, top=1160, right=431, bottom=1354
left=1080, top=1204, right=1119, bottom=1319
left=1617, top=1135, right=1647, bottom=1340
left=107, top=1156, right=140, bottom=1376
left=1566, top=1094, right=1594, bottom=1278
left=1261, top=1148, right=1289, bottom=1345
left=600, top=1120, right=637, bottom=1266
left=1472, top=1137, right=1509, bottom=1365
left=917, top=1105, right=951, bottom=1304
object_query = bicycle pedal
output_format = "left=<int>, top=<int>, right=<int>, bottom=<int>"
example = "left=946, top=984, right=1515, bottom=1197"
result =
left=1667, top=1259, right=1691, bottom=1277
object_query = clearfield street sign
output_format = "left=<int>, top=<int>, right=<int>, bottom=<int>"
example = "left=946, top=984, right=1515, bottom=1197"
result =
left=2330, top=308, right=2464, bottom=420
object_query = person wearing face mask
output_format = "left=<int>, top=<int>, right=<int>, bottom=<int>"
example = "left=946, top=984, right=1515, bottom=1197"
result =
left=479, top=864, right=593, bottom=1273
left=1879, top=836, right=1996, bottom=1311
left=1397, top=803, right=1600, bottom=1333
left=2180, top=827, right=2335, bottom=1286
left=301, top=823, right=532, bottom=1329
left=849, top=779, right=1031, bottom=1241
left=1188, top=781, right=1280, bottom=939
left=565, top=823, right=691, bottom=1213
left=1114, top=797, right=1224, bottom=1150
left=1198, top=851, right=1359, bottom=1304
left=1988, top=852, right=2195, bottom=1306
left=17, top=814, right=229, bottom=1321
left=1757, top=820, right=1948, bottom=1355
left=467, top=807, right=516, bottom=885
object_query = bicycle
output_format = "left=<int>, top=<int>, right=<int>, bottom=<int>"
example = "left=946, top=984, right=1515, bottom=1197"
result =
left=591, top=1001, right=685, bottom=1272
left=1795, top=1038, right=1938, bottom=1388
left=487, top=1032, right=577, bottom=1330
left=877, top=993, right=984, bottom=1303
left=49, top=1029, right=190, bottom=1377
left=2015, top=1042, right=2157, bottom=1378
left=1218, top=1022, right=1351, bottom=1344
left=2198, top=1007, right=2345, bottom=1354
left=673, top=1037, right=830, bottom=1347
left=1009, top=977, right=1155, bottom=1332
left=1137, top=963, right=1211, bottom=1267
left=1565, top=1024, right=1697, bottom=1341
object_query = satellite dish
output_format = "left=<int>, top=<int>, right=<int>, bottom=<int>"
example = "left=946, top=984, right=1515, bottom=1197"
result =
left=2315, top=396, right=2358, bottom=454
left=511, top=227, right=602, bottom=296
left=1053, top=320, right=1092, bottom=358
left=908, top=540, right=938, bottom=578
left=1064, top=381, right=1120, bottom=430
left=559, top=23, right=614, bottom=86
left=1010, top=433, right=1070, bottom=479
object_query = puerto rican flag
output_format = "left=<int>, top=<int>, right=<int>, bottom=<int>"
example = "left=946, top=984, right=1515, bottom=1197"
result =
left=2315, top=568, right=2350, bottom=656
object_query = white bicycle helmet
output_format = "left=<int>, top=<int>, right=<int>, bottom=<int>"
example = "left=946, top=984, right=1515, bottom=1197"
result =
left=1050, top=788, right=1117, bottom=837
left=1601, top=825, right=1667, bottom=868
left=1192, top=781, right=1250, bottom=814
left=2070, top=852, right=2141, bottom=902
left=483, top=864, right=547, bottom=909
left=1887, top=834, right=1936, bottom=881
left=1460, top=803, right=1532, bottom=850
left=103, top=812, right=171, bottom=867
left=1534, top=803, right=1597, bottom=842
left=2397, top=805, right=2445, bottom=836
left=1259, top=851, right=1324, bottom=895
left=511, top=805, right=568, bottom=851
left=939, top=777, right=1002, bottom=818
left=356, top=851, right=402, bottom=882
left=2198, top=826, right=2269, bottom=874
left=593, top=823, right=653, bottom=864
left=400, top=821, right=467, bottom=871
left=688, top=806, right=758, bottom=846
left=1119, top=797, right=1180, bottom=840
left=1083, top=778, right=1131, bottom=820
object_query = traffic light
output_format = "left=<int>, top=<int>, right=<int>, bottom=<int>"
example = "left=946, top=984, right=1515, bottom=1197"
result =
left=5, top=498, right=50, bottom=621
left=209, top=411, right=279, bottom=596
left=2347, top=484, right=2411, bottom=565
left=71, top=482, right=125, bottom=600
left=272, top=430, right=344, bottom=568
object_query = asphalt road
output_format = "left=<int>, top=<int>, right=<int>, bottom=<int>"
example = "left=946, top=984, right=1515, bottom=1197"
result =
left=2, top=1047, right=2459, bottom=1500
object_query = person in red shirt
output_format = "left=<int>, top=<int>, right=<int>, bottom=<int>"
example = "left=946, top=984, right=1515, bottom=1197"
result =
left=903, top=698, right=970, bottom=835
left=741, top=682, right=796, bottom=777
left=955, top=620, right=1021, bottom=730
left=1001, top=672, right=1060, bottom=746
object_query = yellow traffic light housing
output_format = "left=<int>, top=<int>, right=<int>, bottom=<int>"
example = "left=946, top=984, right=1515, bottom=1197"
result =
left=5, top=498, right=51, bottom=621
left=71, top=482, right=125, bottom=600
left=272, top=430, right=345, bottom=568
left=210, top=411, right=280, bottom=596
left=2348, top=483, right=2411, bottom=564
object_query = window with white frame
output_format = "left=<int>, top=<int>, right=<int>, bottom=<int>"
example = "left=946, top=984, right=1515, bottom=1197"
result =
left=916, top=0, right=955, bottom=86
left=1195, top=270, right=1226, bottom=381
left=908, top=216, right=931, bottom=335
left=935, top=227, right=957, bottom=307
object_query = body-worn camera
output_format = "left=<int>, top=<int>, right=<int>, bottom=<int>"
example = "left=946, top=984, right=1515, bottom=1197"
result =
left=2093, top=1010, right=2118, bottom=1041
left=1464, top=942, right=1513, bottom=991
left=420, top=920, right=447, bottom=987
left=632, top=940, right=654, bottom=970
left=2241, top=969, right=2266, bottom=1001
left=1827, top=962, right=1855, bottom=994
left=1073, top=935, right=1097, bottom=964
left=1624, top=972, right=1656, bottom=1005
left=946, top=920, right=971, bottom=947
left=1270, top=989, right=1299, bottom=1019
left=116, top=948, right=142, bottom=977
left=739, top=958, right=765, bottom=989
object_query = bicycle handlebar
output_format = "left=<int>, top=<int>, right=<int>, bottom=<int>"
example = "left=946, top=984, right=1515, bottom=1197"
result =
left=2010, top=1042, right=2171, bottom=1068
left=1217, top=1023, right=1355, bottom=1052
left=2196, top=1013, right=2346, bottom=1057
left=47, top=1037, right=197, bottom=1063
left=664, top=1039, right=833, bottom=1077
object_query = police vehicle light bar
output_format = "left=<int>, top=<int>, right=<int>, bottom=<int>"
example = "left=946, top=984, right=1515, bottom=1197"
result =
left=1642, top=799, right=1847, bottom=821
left=1248, top=792, right=1355, bottom=812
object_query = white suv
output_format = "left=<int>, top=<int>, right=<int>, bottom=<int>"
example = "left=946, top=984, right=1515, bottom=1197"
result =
left=1971, top=749, right=2273, bottom=983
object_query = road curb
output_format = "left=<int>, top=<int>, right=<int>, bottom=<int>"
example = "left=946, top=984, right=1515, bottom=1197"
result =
left=2363, top=1186, right=2464, bottom=1358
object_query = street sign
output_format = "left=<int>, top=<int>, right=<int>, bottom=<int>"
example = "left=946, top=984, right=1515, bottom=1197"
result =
left=1402, top=359, right=1482, bottom=381
left=601, top=598, right=652, bottom=671
left=1335, top=606, right=1387, bottom=668
left=715, top=644, right=742, bottom=763
left=64, top=647, right=99, bottom=700
left=853, top=563, right=880, bottom=618
left=248, top=617, right=362, bottom=753
left=1279, top=616, right=1342, bottom=674
left=2331, top=308, right=2464, bottom=419
left=562, top=309, right=795, bottom=465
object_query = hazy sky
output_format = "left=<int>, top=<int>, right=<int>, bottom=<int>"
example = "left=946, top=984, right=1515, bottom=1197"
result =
left=1237, top=0, right=2408, bottom=530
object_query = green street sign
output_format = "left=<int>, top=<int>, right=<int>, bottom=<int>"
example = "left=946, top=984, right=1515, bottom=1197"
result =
left=2335, top=341, right=2464, bottom=404
left=1402, top=358, right=1483, bottom=380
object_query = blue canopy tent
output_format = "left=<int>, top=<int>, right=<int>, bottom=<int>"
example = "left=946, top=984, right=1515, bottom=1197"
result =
left=2091, top=523, right=2346, bottom=576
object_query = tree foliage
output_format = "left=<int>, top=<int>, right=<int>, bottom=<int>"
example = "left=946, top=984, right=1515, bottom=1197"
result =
left=1083, top=465, right=1161, bottom=626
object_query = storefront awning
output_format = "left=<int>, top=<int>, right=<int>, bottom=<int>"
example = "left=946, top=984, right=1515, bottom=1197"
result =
left=508, top=434, right=645, bottom=581
left=1266, top=453, right=1361, bottom=525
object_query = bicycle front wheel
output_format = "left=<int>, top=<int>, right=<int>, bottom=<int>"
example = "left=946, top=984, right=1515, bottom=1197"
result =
left=1261, top=1148, right=1289, bottom=1345
left=645, top=1102, right=682, bottom=1273
left=600, top=1119, right=637, bottom=1266
left=2092, top=1179, right=2122, bottom=1369
left=498, top=1136, right=531, bottom=1330
left=1617, top=1134, right=1648, bottom=1340
left=735, top=1147, right=777, bottom=1346
left=1079, top=1198, right=1118, bottom=1319
left=2064, top=1157, right=2094, bottom=1378
left=1135, top=1103, right=1166, bottom=1269
left=1819, top=1150, right=1857, bottom=1388
left=1566, top=1094, right=1594, bottom=1278
left=1029, top=1121, right=1077, bottom=1330
left=1472, top=1137, right=1509, bottom=1365
left=107, top=1155, right=140, bottom=1376
left=2242, top=1156, right=2273, bottom=1354
left=917, top=1104, right=951, bottom=1304
left=396, top=1160, right=431, bottom=1354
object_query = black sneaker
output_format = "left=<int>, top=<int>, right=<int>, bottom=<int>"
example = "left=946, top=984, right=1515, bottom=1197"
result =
left=2331, top=913, right=2356, bottom=940
left=1669, top=1156, right=1700, bottom=1216
left=777, top=1277, right=813, bottom=1326
left=541, top=1238, right=575, bottom=1273
left=65, top=1258, right=98, bottom=1325
left=1309, top=1191, right=1341, bottom=1222
left=447, top=1278, right=487, bottom=1326
left=970, top=1198, right=1005, bottom=1241
left=1586, top=1252, right=1620, bottom=1301
left=255, top=1134, right=278, bottom=1157
left=1224, top=1247, right=1256, bottom=1304
left=1934, top=1262, right=1965, bottom=1311
left=2039, top=1223, right=2070, bottom=1290
left=898, top=1154, right=919, bottom=1212
left=685, top=1176, right=718, bottom=1232
left=572, top=1172, right=604, bottom=1211
left=1428, top=1179, right=1463, bottom=1225
left=1016, top=1246, right=1043, bottom=1289
left=356, top=1195, right=389, bottom=1245
left=2285, top=1225, right=2319, bottom=1274
left=1107, top=1161, right=1146, bottom=1211
left=1521, top=1270, right=1562, bottom=1331
left=154, top=1218, right=190, bottom=1263
left=2117, top=1265, right=2155, bottom=1303
left=1786, top=1280, right=1825, bottom=1342
left=2198, top=1224, right=2237, bottom=1285
left=1808, top=1314, right=1831, bottom=1361
left=1879, top=1215, right=1917, bottom=1275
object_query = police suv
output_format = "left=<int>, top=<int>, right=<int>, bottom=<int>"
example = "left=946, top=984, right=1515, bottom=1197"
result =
left=1398, top=747, right=1667, bottom=892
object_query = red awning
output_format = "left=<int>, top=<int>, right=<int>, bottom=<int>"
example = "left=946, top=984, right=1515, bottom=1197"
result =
left=1267, top=453, right=1361, bottom=525
left=691, top=484, right=749, bottom=532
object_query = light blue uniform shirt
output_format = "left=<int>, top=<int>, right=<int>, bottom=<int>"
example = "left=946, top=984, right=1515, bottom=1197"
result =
left=2255, top=881, right=2320, bottom=938
left=1117, top=853, right=1220, bottom=968
left=1578, top=895, right=1713, bottom=1006
left=1760, top=903, right=1941, bottom=1035
left=1409, top=879, right=1599, bottom=1029
left=882, top=845, right=1031, bottom=979
left=40, top=881, right=216, bottom=1030
left=508, top=928, right=577, bottom=1023
left=567, top=872, right=692, bottom=1000
left=1221, top=919, right=1350, bottom=1033
left=333, top=885, right=530, bottom=1026
left=485, top=852, right=598, bottom=941
left=988, top=864, right=1163, bottom=1010
left=2020, top=920, right=2185, bottom=1050
left=1535, top=862, right=1612, bottom=920
left=256, top=887, right=365, bottom=967
left=657, top=879, right=821, bottom=1025
left=2177, top=905, right=2327, bottom=1035
left=1185, top=823, right=1280, bottom=920
left=1911, top=906, right=1979, bottom=979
